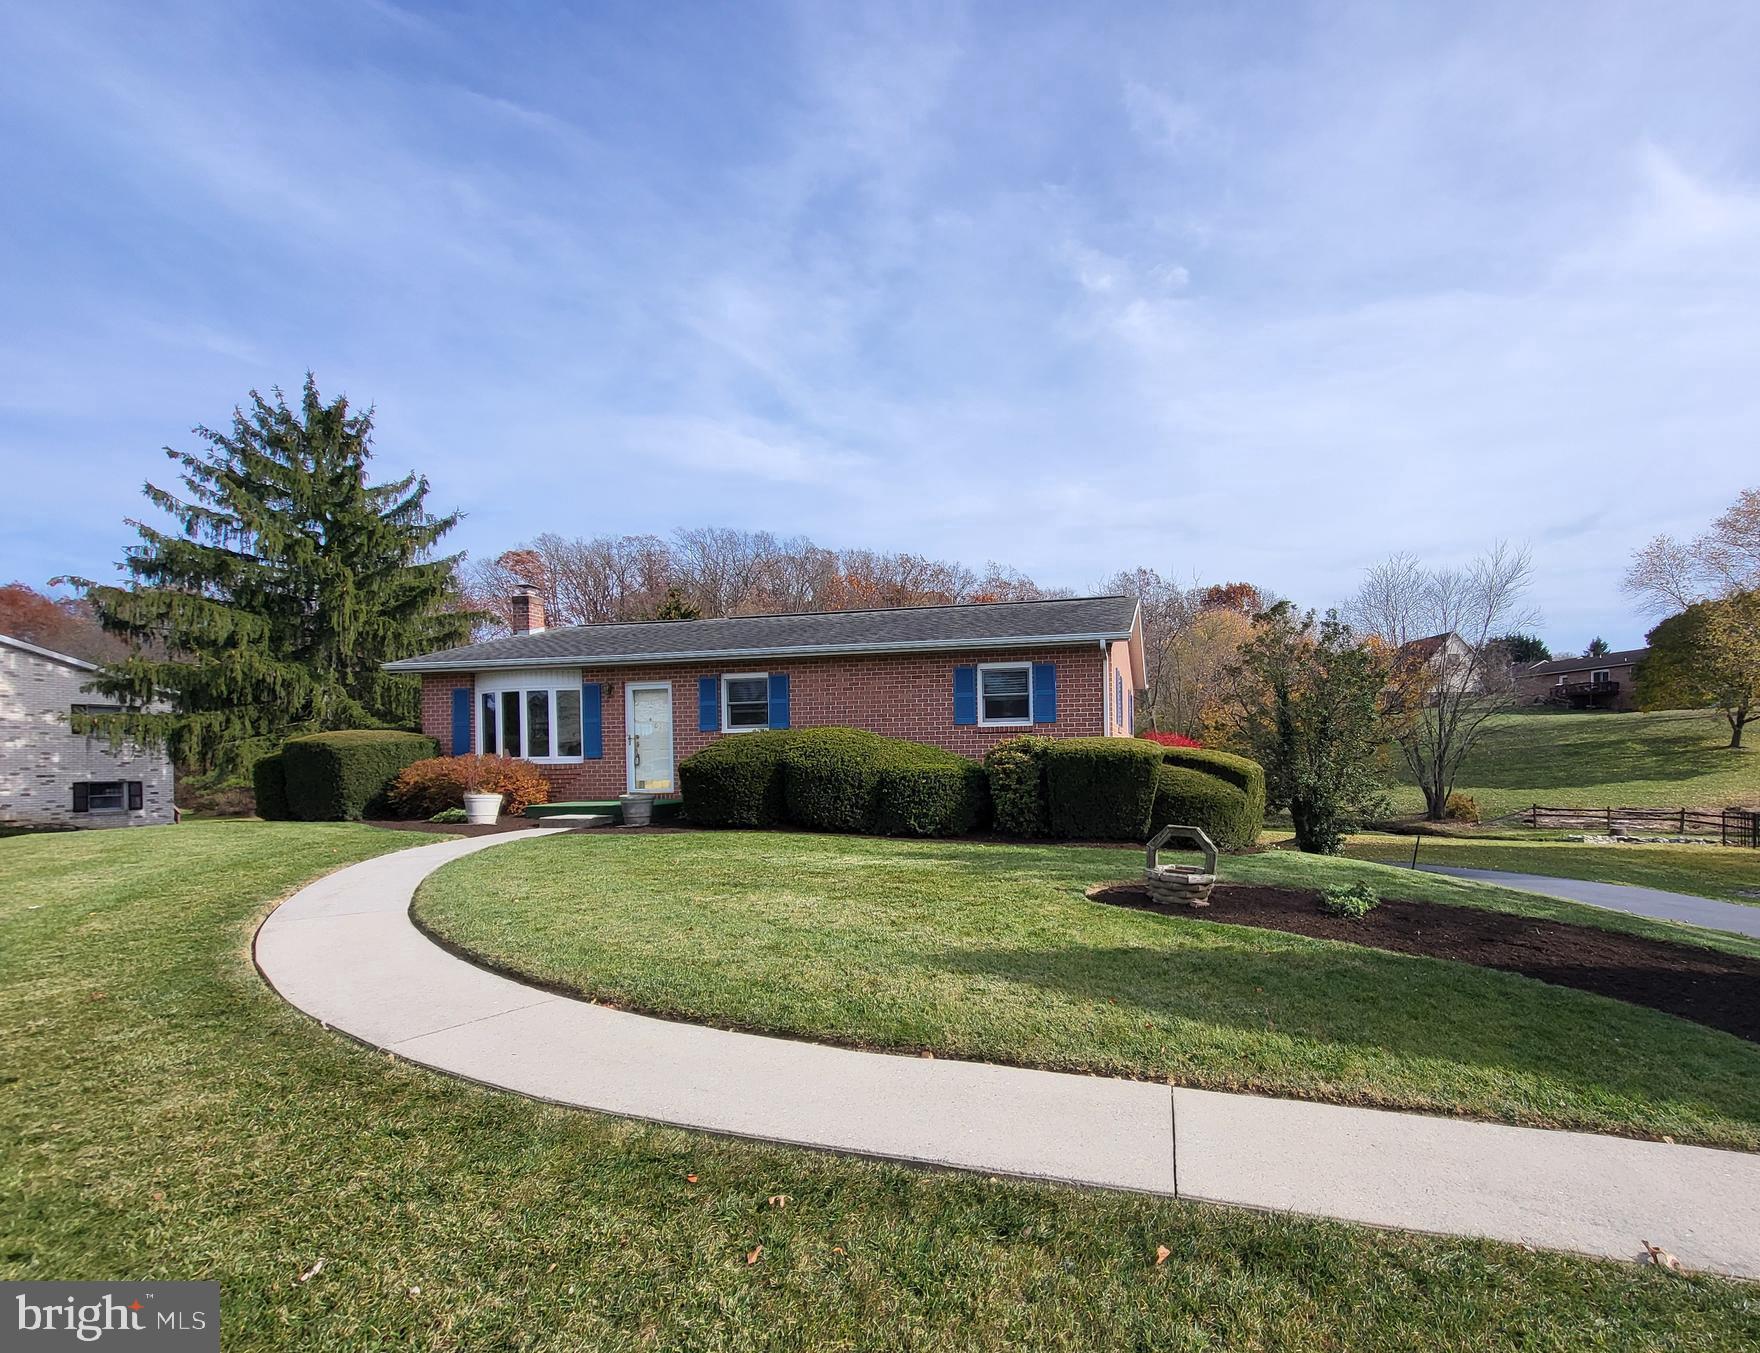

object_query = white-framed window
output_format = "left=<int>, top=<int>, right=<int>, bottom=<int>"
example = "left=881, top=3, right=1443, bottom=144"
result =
left=1591, top=669, right=1611, bottom=685
left=477, top=671, right=584, bottom=762
left=722, top=673, right=770, bottom=731
left=978, top=662, right=1032, bottom=726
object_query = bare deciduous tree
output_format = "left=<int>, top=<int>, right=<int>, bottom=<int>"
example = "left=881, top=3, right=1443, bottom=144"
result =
left=1623, top=486, right=1760, bottom=616
left=463, top=526, right=1068, bottom=635
left=1348, top=542, right=1537, bottom=820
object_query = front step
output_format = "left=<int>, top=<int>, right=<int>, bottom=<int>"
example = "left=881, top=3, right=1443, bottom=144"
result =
left=536, top=813, right=616, bottom=828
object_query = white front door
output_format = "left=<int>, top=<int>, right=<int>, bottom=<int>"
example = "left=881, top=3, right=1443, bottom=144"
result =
left=625, top=682, right=674, bottom=792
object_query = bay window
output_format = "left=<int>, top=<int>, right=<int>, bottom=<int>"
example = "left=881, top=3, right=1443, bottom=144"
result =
left=480, top=679, right=583, bottom=761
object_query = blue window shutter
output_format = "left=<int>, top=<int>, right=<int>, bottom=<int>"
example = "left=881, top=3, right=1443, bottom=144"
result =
left=1031, top=663, right=1057, bottom=724
left=1116, top=671, right=1124, bottom=728
left=450, top=687, right=471, bottom=755
left=953, top=666, right=978, bottom=725
left=768, top=672, right=790, bottom=729
left=581, top=682, right=603, bottom=759
left=698, top=676, right=720, bottom=732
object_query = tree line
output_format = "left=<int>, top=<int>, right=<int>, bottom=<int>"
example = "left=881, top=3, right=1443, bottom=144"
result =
left=465, top=530, right=1068, bottom=633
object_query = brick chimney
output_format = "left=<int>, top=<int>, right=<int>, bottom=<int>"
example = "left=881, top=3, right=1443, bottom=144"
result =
left=509, top=583, right=545, bottom=635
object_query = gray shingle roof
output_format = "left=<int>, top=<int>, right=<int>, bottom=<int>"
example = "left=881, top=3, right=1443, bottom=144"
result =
left=385, top=595, right=1139, bottom=672
left=1523, top=648, right=1648, bottom=677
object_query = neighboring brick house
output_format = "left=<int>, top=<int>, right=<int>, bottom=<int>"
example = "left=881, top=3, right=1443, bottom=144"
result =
left=386, top=594, right=1146, bottom=800
left=0, top=633, right=175, bottom=828
left=1516, top=648, right=1648, bottom=711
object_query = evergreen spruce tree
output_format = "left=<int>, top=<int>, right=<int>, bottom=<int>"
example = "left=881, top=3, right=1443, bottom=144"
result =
left=69, top=375, right=474, bottom=777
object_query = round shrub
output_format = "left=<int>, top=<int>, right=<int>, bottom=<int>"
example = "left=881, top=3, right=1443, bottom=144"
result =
left=386, top=755, right=552, bottom=819
left=1159, top=747, right=1266, bottom=828
left=872, top=746, right=990, bottom=837
left=984, top=735, right=1054, bottom=837
left=1149, top=765, right=1260, bottom=851
left=250, top=750, right=291, bottom=821
left=780, top=728, right=895, bottom=834
left=678, top=732, right=791, bottom=828
left=1042, top=737, right=1165, bottom=840
left=1443, top=792, right=1481, bottom=823
left=282, top=730, right=437, bottom=821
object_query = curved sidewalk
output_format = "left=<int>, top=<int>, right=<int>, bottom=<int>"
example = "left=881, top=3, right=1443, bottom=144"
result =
left=1418, top=865, right=1760, bottom=940
left=255, top=832, right=1760, bottom=1279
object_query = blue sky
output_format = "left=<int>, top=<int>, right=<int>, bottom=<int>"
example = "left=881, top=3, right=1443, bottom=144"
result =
left=3, top=1, right=1757, bottom=649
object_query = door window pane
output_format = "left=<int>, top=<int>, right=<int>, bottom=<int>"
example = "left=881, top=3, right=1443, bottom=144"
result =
left=980, top=665, right=1030, bottom=722
left=724, top=675, right=769, bottom=728
left=555, top=688, right=582, bottom=757
left=501, top=691, right=521, bottom=757
left=527, top=690, right=552, bottom=758
left=631, top=686, right=674, bottom=790
left=481, top=692, right=498, bottom=755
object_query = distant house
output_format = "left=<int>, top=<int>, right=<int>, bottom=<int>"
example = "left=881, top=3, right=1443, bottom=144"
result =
left=1516, top=649, right=1648, bottom=712
left=1393, top=631, right=1483, bottom=696
left=0, top=633, right=175, bottom=828
left=385, top=594, right=1146, bottom=800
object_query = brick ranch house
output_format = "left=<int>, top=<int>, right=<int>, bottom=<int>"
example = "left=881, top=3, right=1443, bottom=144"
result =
left=386, top=594, right=1146, bottom=800
left=0, top=632, right=175, bottom=828
left=1515, top=648, right=1649, bottom=712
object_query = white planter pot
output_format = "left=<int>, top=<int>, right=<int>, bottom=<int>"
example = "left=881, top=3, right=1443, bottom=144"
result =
left=618, top=793, right=655, bottom=827
left=463, top=792, right=504, bottom=826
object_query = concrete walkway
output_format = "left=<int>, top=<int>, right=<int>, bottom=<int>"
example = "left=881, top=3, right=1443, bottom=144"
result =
left=1418, top=865, right=1760, bottom=940
left=255, top=832, right=1760, bottom=1279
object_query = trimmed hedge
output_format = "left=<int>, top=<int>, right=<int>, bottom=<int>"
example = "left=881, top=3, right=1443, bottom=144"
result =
left=1149, top=765, right=1259, bottom=850
left=1156, top=745, right=1265, bottom=847
left=678, top=731, right=791, bottom=828
left=678, top=727, right=988, bottom=837
left=282, top=730, right=437, bottom=821
left=984, top=736, right=1054, bottom=837
left=251, top=751, right=291, bottom=821
left=873, top=753, right=989, bottom=838
left=1043, top=737, right=1165, bottom=840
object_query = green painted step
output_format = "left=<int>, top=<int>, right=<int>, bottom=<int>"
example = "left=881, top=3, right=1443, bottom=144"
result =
left=526, top=801, right=622, bottom=818
left=525, top=799, right=684, bottom=823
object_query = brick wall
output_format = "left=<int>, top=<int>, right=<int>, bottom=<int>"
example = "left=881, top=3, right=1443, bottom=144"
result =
left=0, top=645, right=176, bottom=828
left=420, top=644, right=1114, bottom=800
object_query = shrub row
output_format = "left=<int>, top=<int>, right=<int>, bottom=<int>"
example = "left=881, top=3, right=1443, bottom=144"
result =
left=680, top=728, right=988, bottom=837
left=281, top=730, right=437, bottom=821
left=387, top=755, right=553, bottom=818
left=982, top=736, right=1266, bottom=847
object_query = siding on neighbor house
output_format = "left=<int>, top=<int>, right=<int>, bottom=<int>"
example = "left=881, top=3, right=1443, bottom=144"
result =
left=419, top=644, right=1115, bottom=800
left=0, top=642, right=175, bottom=828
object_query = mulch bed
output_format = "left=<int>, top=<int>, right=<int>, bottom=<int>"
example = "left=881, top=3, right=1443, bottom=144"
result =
left=1088, top=881, right=1760, bottom=1044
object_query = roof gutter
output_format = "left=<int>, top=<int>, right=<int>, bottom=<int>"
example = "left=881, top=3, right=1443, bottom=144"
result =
left=383, top=630, right=1134, bottom=674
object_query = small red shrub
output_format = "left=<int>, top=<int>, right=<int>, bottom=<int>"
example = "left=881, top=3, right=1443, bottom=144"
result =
left=387, top=755, right=552, bottom=818
left=1138, top=731, right=1203, bottom=749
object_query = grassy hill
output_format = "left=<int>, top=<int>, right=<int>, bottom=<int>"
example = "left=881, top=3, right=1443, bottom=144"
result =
left=1382, top=708, right=1756, bottom=820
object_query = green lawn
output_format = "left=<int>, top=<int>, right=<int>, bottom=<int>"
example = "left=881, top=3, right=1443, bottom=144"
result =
left=1382, top=707, right=1757, bottom=820
left=11, top=824, right=1759, bottom=1348
left=414, top=831, right=1760, bottom=1151
left=1343, top=834, right=1760, bottom=907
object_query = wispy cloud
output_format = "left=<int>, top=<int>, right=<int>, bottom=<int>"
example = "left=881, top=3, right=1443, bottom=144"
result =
left=1, top=0, right=1757, bottom=649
